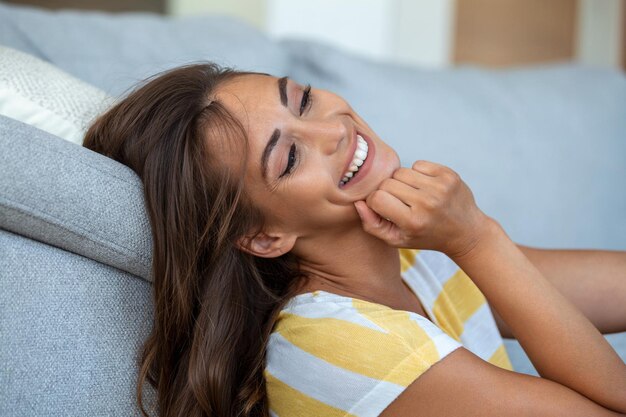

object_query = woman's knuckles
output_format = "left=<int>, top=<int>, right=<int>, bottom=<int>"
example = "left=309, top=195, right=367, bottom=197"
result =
left=412, top=159, right=443, bottom=176
left=421, top=194, right=440, bottom=210
left=443, top=171, right=460, bottom=188
left=392, top=167, right=412, bottom=181
left=407, top=215, right=424, bottom=233
left=378, top=177, right=395, bottom=191
left=367, top=190, right=387, bottom=211
left=411, top=160, right=427, bottom=171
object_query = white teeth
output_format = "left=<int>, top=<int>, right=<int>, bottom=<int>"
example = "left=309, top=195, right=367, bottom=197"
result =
left=340, top=134, right=370, bottom=186
left=357, top=135, right=368, bottom=149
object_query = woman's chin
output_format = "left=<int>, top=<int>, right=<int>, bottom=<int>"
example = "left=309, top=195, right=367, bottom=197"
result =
left=376, top=145, right=401, bottom=181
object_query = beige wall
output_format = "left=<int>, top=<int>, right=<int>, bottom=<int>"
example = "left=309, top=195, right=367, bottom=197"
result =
left=165, top=0, right=266, bottom=30
left=576, top=0, right=624, bottom=69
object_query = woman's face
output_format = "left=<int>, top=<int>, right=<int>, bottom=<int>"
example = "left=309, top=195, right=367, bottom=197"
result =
left=215, top=74, right=400, bottom=247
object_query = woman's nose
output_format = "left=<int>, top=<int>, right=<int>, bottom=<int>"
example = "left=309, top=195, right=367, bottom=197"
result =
left=303, top=119, right=348, bottom=155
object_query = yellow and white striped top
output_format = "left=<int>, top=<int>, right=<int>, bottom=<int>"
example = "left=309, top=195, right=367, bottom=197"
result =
left=264, top=248, right=513, bottom=417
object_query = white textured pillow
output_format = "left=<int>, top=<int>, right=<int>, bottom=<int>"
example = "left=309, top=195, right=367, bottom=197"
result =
left=0, top=46, right=114, bottom=145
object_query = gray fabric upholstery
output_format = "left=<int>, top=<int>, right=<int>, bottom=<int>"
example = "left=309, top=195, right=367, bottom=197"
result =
left=0, top=229, right=157, bottom=416
left=0, top=115, right=152, bottom=280
left=0, top=2, right=625, bottom=416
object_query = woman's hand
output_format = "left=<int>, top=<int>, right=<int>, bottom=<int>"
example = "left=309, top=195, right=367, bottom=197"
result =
left=354, top=160, right=494, bottom=258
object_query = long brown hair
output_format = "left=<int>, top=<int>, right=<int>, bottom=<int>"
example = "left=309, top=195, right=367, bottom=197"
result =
left=83, top=63, right=305, bottom=417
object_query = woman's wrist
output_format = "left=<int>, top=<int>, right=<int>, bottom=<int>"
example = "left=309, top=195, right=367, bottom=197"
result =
left=445, top=214, right=504, bottom=262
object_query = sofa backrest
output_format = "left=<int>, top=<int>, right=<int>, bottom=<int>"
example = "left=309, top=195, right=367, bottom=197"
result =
left=0, top=117, right=157, bottom=416
left=0, top=2, right=291, bottom=97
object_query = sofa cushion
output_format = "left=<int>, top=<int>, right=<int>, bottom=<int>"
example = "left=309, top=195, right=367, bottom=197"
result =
left=0, top=115, right=152, bottom=280
left=0, top=46, right=113, bottom=145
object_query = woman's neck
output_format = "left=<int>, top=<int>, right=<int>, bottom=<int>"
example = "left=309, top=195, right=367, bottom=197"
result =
left=291, top=226, right=410, bottom=307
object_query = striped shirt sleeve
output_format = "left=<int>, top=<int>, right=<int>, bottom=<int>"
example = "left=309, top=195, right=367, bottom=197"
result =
left=264, top=297, right=463, bottom=417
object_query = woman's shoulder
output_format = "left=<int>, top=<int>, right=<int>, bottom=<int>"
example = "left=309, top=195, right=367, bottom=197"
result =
left=271, top=290, right=461, bottom=353
left=264, top=291, right=463, bottom=416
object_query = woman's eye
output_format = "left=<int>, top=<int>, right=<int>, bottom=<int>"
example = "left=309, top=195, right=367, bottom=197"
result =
left=299, top=84, right=312, bottom=116
left=280, top=143, right=297, bottom=177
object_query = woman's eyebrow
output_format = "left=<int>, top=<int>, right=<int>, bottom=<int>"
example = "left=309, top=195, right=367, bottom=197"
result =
left=278, top=76, right=289, bottom=107
left=261, top=128, right=280, bottom=182
left=261, top=76, right=290, bottom=182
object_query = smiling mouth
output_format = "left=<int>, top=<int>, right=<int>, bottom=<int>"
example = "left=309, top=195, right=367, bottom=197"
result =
left=339, top=134, right=369, bottom=187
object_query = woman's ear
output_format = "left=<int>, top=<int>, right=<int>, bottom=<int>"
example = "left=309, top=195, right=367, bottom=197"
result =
left=236, top=230, right=297, bottom=258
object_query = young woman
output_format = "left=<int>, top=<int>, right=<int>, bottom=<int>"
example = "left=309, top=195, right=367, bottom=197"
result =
left=82, top=63, right=626, bottom=417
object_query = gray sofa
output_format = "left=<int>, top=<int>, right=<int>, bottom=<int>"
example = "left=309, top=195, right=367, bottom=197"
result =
left=1, top=2, right=625, bottom=416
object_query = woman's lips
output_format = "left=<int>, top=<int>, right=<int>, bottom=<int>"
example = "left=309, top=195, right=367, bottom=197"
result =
left=339, top=131, right=374, bottom=189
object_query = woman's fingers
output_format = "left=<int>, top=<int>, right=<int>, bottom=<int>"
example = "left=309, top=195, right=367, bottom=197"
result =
left=392, top=167, right=431, bottom=187
left=379, top=177, right=426, bottom=207
left=354, top=189, right=414, bottom=244
left=381, top=169, right=449, bottom=211
left=411, top=160, right=450, bottom=177
left=365, top=189, right=412, bottom=225
left=354, top=200, right=400, bottom=244
left=356, top=160, right=489, bottom=254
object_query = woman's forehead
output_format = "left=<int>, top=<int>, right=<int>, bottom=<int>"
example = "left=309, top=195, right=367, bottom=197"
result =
left=210, top=74, right=281, bottom=183
left=217, top=76, right=281, bottom=133
left=215, top=74, right=283, bottom=145
left=217, top=73, right=278, bottom=105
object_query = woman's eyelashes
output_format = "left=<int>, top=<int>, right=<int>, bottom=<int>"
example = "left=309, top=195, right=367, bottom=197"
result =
left=279, top=84, right=312, bottom=178
left=281, top=143, right=297, bottom=177
left=299, top=84, right=312, bottom=116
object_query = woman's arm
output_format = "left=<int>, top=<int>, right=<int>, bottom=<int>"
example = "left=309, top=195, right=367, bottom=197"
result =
left=452, top=219, right=626, bottom=413
left=492, top=245, right=626, bottom=338
left=357, top=160, right=626, bottom=413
